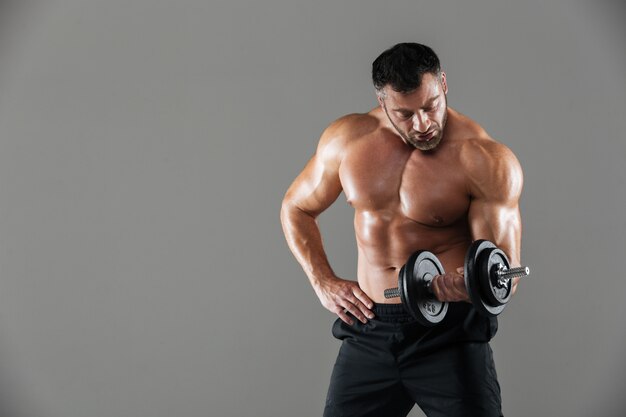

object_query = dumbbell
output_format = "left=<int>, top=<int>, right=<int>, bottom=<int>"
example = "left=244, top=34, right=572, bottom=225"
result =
left=464, top=240, right=530, bottom=316
left=383, top=240, right=530, bottom=326
left=383, top=250, right=449, bottom=326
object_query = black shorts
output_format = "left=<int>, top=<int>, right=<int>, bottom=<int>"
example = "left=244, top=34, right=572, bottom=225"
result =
left=323, top=303, right=503, bottom=417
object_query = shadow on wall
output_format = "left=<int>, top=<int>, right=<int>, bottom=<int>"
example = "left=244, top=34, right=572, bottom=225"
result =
left=0, top=1, right=48, bottom=85
left=584, top=0, right=626, bottom=76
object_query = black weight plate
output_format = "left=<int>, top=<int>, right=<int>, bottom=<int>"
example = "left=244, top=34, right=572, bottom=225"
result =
left=478, top=247, right=512, bottom=307
left=401, top=250, right=448, bottom=326
left=464, top=240, right=505, bottom=317
left=397, top=264, right=406, bottom=304
left=399, top=263, right=410, bottom=315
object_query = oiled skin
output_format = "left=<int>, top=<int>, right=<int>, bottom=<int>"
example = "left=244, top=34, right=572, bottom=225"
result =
left=345, top=108, right=476, bottom=298
left=281, top=92, right=523, bottom=324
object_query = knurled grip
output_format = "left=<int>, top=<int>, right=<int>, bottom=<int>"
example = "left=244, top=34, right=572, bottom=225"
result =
left=384, top=288, right=401, bottom=299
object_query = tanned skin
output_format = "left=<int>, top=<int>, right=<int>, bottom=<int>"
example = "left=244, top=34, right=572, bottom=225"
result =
left=281, top=72, right=523, bottom=325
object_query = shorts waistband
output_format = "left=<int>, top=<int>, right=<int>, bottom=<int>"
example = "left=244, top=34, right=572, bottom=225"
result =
left=372, top=303, right=415, bottom=323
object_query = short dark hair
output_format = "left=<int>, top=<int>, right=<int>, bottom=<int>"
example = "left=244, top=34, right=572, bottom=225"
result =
left=372, top=43, right=441, bottom=96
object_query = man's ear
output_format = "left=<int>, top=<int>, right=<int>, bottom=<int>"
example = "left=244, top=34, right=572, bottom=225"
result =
left=440, top=72, right=448, bottom=94
left=375, top=87, right=386, bottom=107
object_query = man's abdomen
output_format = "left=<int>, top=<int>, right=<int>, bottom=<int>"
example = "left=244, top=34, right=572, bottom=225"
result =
left=354, top=211, right=471, bottom=302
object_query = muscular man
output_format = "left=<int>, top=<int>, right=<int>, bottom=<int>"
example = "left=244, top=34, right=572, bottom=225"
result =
left=280, top=43, right=523, bottom=417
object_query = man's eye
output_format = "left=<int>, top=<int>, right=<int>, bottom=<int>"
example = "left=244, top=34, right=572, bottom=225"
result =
left=400, top=113, right=412, bottom=119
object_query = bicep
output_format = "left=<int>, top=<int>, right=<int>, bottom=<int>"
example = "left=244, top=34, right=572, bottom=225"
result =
left=466, top=143, right=524, bottom=265
left=468, top=199, right=522, bottom=265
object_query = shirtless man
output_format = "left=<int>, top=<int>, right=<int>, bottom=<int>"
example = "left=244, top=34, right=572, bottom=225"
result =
left=280, top=43, right=523, bottom=417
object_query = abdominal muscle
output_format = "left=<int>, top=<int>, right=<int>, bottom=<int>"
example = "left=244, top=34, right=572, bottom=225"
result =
left=354, top=211, right=471, bottom=303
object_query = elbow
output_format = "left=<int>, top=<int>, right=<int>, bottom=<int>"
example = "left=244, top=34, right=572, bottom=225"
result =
left=280, top=198, right=300, bottom=226
left=280, top=199, right=316, bottom=226
left=280, top=199, right=291, bottom=225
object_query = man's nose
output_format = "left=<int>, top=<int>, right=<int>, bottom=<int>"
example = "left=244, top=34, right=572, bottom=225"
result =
left=412, top=112, right=430, bottom=133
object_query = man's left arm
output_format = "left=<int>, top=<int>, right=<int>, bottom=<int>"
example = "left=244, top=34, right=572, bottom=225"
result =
left=466, top=140, right=524, bottom=295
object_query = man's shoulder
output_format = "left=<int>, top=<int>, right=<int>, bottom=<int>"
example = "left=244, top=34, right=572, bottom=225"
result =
left=316, top=112, right=381, bottom=161
left=460, top=136, right=516, bottom=163
left=313, top=113, right=379, bottom=168
left=321, top=112, right=381, bottom=144
left=447, top=111, right=517, bottom=165
left=457, top=132, right=523, bottom=199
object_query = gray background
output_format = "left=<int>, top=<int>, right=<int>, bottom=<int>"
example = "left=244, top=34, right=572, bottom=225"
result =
left=0, top=0, right=624, bottom=416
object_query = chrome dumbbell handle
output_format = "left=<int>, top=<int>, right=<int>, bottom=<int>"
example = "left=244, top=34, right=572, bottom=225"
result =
left=495, top=264, right=530, bottom=287
left=383, top=288, right=401, bottom=299
left=384, top=278, right=433, bottom=299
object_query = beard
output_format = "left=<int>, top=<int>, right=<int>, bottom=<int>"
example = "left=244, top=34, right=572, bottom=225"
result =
left=405, top=109, right=447, bottom=151
left=383, top=98, right=449, bottom=151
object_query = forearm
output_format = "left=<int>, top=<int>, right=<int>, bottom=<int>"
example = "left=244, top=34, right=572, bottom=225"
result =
left=469, top=205, right=523, bottom=295
left=493, top=210, right=522, bottom=296
left=280, top=203, right=337, bottom=288
left=496, top=225, right=522, bottom=296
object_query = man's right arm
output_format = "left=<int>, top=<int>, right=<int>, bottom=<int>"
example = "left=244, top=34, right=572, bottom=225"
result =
left=280, top=117, right=374, bottom=325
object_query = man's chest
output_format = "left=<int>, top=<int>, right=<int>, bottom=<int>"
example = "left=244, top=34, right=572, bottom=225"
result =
left=339, top=144, right=470, bottom=227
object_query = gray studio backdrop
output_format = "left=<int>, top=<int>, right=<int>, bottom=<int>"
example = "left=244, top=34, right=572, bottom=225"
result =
left=0, top=0, right=624, bottom=416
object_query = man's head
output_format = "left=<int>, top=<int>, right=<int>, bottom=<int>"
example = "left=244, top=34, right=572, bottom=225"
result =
left=372, top=43, right=448, bottom=151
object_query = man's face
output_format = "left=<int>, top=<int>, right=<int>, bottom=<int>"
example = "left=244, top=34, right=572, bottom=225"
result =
left=378, top=72, right=449, bottom=151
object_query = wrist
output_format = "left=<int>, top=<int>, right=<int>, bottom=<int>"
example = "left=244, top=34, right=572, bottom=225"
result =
left=310, top=273, right=337, bottom=290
